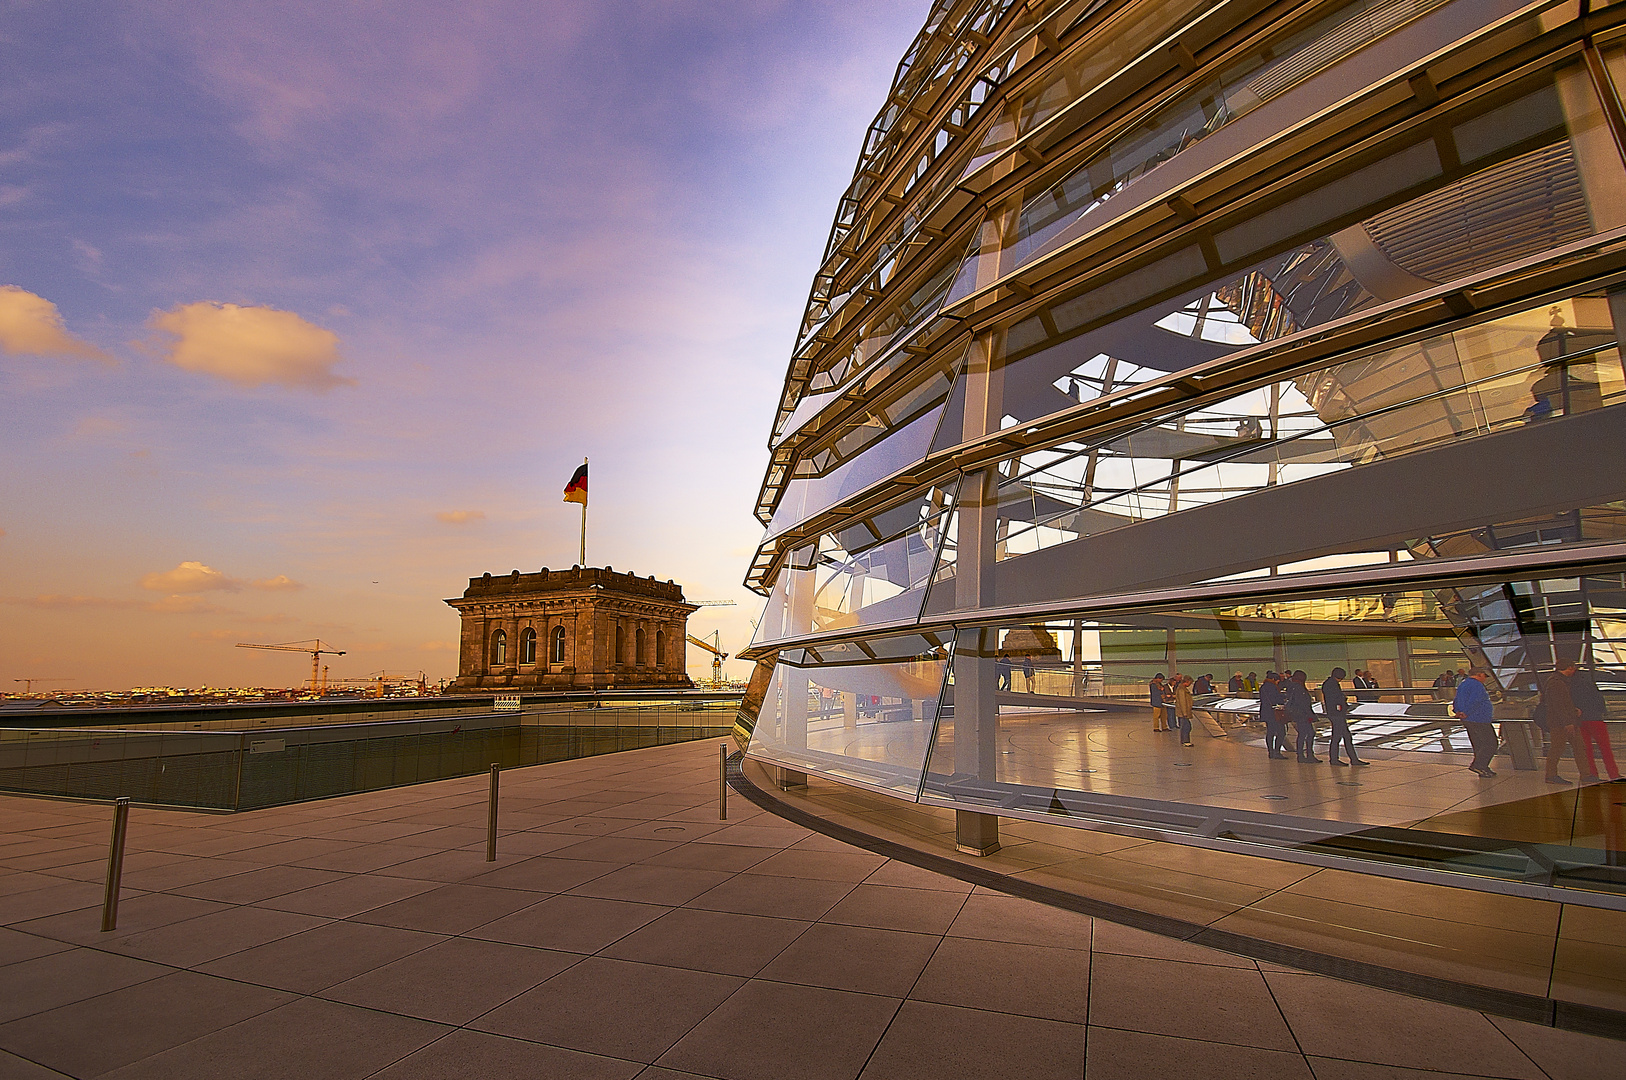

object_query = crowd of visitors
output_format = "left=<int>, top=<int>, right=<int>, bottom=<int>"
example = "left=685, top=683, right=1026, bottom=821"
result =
left=1144, top=662, right=1620, bottom=784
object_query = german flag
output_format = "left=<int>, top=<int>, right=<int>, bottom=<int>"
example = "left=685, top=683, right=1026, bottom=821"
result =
left=563, top=463, right=588, bottom=505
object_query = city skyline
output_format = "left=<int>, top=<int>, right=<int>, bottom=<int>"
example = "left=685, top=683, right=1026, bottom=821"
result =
left=0, top=0, right=927, bottom=690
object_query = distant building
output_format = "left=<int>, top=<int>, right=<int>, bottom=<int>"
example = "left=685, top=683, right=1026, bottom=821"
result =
left=445, top=566, right=695, bottom=691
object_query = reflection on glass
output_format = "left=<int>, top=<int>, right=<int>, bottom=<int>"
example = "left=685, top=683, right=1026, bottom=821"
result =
left=745, top=633, right=953, bottom=798
left=755, top=484, right=958, bottom=647
left=907, top=577, right=1626, bottom=892
left=924, top=294, right=1623, bottom=605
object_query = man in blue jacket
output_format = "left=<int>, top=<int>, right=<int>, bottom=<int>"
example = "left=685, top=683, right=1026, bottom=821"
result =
left=1452, top=667, right=1498, bottom=777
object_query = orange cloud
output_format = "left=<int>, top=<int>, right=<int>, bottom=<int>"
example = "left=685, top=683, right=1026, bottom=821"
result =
left=141, top=561, right=242, bottom=593
left=143, top=595, right=236, bottom=615
left=435, top=510, right=485, bottom=524
left=251, top=575, right=304, bottom=592
left=0, top=286, right=109, bottom=361
left=148, top=301, right=353, bottom=391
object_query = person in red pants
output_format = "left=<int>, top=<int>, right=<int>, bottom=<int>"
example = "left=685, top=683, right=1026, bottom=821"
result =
left=1570, top=665, right=1621, bottom=782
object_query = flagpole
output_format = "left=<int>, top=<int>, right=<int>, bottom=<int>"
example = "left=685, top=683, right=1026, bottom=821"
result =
left=579, top=456, right=588, bottom=567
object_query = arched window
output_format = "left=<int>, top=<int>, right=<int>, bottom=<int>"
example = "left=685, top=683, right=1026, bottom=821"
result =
left=636, top=627, right=646, bottom=666
left=615, top=625, right=624, bottom=666
left=552, top=625, right=567, bottom=664
left=520, top=626, right=536, bottom=665
left=491, top=629, right=507, bottom=666
left=656, top=630, right=665, bottom=667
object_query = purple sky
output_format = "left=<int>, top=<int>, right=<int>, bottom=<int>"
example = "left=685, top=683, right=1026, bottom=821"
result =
left=0, top=0, right=926, bottom=690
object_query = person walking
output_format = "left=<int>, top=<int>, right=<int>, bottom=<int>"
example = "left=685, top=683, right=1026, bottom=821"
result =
left=1173, top=675, right=1195, bottom=747
left=1286, top=670, right=1319, bottom=762
left=1149, top=674, right=1168, bottom=732
left=1022, top=655, right=1036, bottom=693
left=1570, top=665, right=1619, bottom=782
left=1322, top=667, right=1366, bottom=766
left=1260, top=671, right=1289, bottom=759
left=1542, top=660, right=1585, bottom=785
left=1452, top=668, right=1499, bottom=777
left=997, top=655, right=1012, bottom=692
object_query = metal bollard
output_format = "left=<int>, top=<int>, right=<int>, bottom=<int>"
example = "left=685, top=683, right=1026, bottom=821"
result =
left=719, top=743, right=728, bottom=821
left=486, top=763, right=501, bottom=861
left=101, top=797, right=130, bottom=932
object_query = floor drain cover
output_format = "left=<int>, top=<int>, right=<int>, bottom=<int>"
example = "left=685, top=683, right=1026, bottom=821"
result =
left=654, top=826, right=685, bottom=833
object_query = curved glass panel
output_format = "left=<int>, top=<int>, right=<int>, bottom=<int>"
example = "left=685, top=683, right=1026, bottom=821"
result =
left=745, top=632, right=954, bottom=799
left=920, top=578, right=1626, bottom=895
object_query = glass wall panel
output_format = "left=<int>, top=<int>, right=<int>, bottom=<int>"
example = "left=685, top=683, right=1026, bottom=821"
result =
left=934, top=62, right=1626, bottom=446
left=744, top=632, right=954, bottom=799
left=927, top=291, right=1626, bottom=612
left=919, top=574, right=1626, bottom=894
left=1010, top=0, right=1459, bottom=271
left=754, top=484, right=959, bottom=647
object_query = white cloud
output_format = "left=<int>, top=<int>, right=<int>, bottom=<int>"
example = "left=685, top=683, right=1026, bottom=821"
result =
left=435, top=510, right=485, bottom=524
left=148, top=301, right=354, bottom=391
left=0, top=286, right=109, bottom=361
left=250, top=575, right=304, bottom=592
left=140, top=561, right=242, bottom=593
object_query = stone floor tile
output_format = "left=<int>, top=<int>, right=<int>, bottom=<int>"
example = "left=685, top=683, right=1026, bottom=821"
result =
left=640, top=843, right=772, bottom=874
left=255, top=873, right=439, bottom=919
left=1085, top=1026, right=1313, bottom=1080
left=469, top=893, right=669, bottom=953
left=452, top=856, right=613, bottom=895
left=0, top=1048, right=74, bottom=1078
left=365, top=848, right=530, bottom=882
left=1090, top=953, right=1296, bottom=1051
left=370, top=1028, right=641, bottom=1080
left=569, top=864, right=735, bottom=906
left=611, top=820, right=729, bottom=844
left=860, top=1000, right=1084, bottom=1080
left=115, top=857, right=265, bottom=893
left=94, top=905, right=328, bottom=968
left=0, top=948, right=171, bottom=1025
left=1264, top=972, right=1543, bottom=1078
left=197, top=921, right=444, bottom=994
left=602, top=908, right=810, bottom=977
left=0, top=970, right=291, bottom=1078
left=910, top=936, right=1088, bottom=1023
left=1090, top=919, right=1255, bottom=968
left=476, top=956, right=742, bottom=1062
left=691, top=824, right=808, bottom=850
left=322, top=937, right=577, bottom=1025
left=745, top=848, right=889, bottom=883
left=656, top=979, right=900, bottom=1080
left=859, top=860, right=974, bottom=893
left=686, top=873, right=855, bottom=921
left=350, top=883, right=537, bottom=935
left=757, top=923, right=940, bottom=998
left=1484, top=1015, right=1624, bottom=1080
left=820, top=884, right=967, bottom=936
left=546, top=836, right=683, bottom=864
left=1306, top=1058, right=1532, bottom=1079
left=943, top=890, right=1092, bottom=949
left=175, top=864, right=344, bottom=904
left=96, top=996, right=448, bottom=1080
left=16, top=891, right=225, bottom=948
left=0, top=880, right=108, bottom=926
left=0, top=929, right=68, bottom=969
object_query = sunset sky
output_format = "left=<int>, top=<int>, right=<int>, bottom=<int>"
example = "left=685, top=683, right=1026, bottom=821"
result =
left=0, top=0, right=925, bottom=690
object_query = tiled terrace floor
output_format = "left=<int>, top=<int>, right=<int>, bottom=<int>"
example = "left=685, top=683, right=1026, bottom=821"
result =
left=0, top=739, right=1617, bottom=1079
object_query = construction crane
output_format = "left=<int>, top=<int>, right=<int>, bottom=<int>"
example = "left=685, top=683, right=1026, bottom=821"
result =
left=235, top=639, right=345, bottom=693
left=11, top=678, right=70, bottom=695
left=686, top=631, right=729, bottom=687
